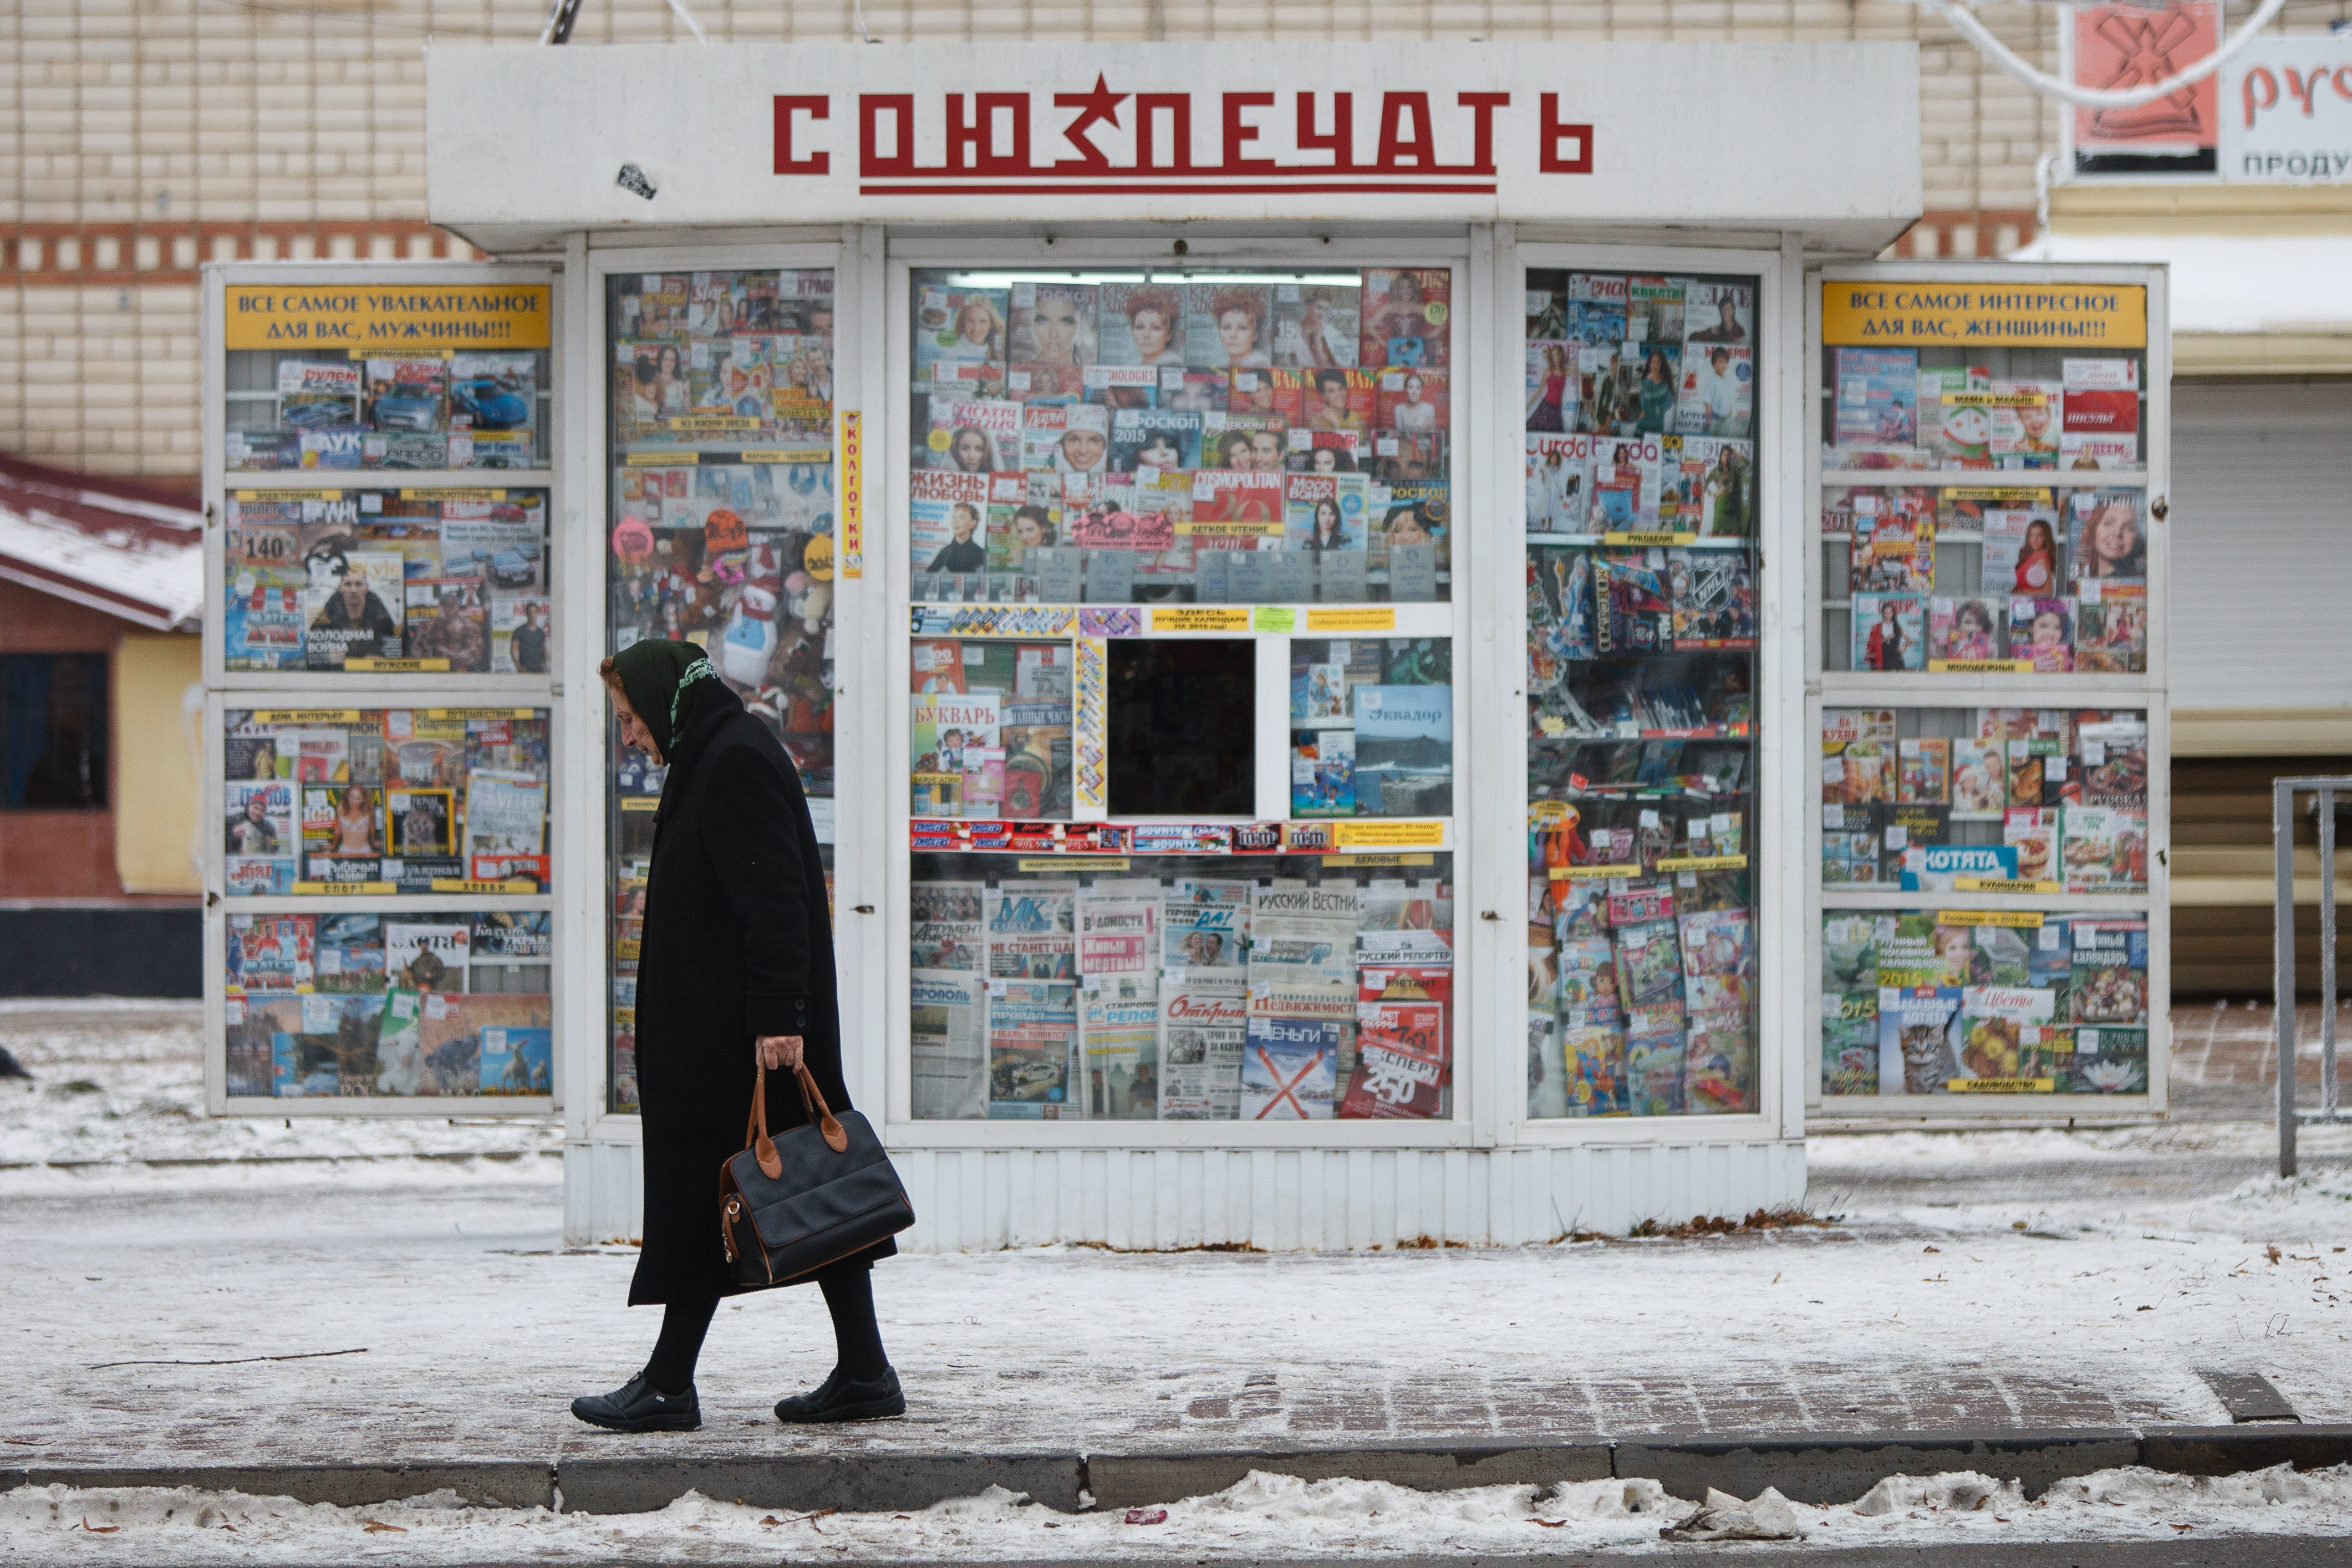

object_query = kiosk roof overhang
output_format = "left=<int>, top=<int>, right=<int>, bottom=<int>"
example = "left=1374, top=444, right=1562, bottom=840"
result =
left=426, top=40, right=1922, bottom=255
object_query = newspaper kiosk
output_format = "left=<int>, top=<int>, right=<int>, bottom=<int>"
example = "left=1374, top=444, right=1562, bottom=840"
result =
left=203, top=38, right=2073, bottom=1248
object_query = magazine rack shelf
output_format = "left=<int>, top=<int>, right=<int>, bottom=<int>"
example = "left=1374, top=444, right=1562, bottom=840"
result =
left=1805, top=262, right=2169, bottom=1123
left=199, top=261, right=566, bottom=1116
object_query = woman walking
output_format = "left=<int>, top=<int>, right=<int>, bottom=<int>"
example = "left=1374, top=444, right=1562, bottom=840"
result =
left=572, top=639, right=900, bottom=1433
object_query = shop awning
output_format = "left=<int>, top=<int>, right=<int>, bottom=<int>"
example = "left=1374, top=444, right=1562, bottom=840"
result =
left=2010, top=231, right=2352, bottom=375
left=0, top=456, right=203, bottom=632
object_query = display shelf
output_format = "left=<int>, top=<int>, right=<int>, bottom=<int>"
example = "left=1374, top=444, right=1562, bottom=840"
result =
left=1818, top=672, right=2154, bottom=700
left=1528, top=533, right=1756, bottom=548
left=1818, top=469, right=2147, bottom=488
left=225, top=470, right=558, bottom=489
left=1533, top=726, right=1754, bottom=743
left=1818, top=888, right=2149, bottom=912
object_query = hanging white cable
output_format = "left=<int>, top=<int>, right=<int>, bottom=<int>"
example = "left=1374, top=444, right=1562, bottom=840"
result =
left=853, top=0, right=878, bottom=43
left=664, top=0, right=710, bottom=43
left=1916, top=0, right=2290, bottom=110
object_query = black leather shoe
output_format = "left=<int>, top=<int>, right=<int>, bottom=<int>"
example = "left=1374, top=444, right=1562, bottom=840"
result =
left=774, top=1365, right=904, bottom=1423
left=571, top=1371, right=701, bottom=1433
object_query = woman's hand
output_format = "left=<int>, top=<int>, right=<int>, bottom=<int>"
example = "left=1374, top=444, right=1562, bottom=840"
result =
left=756, top=1035, right=805, bottom=1071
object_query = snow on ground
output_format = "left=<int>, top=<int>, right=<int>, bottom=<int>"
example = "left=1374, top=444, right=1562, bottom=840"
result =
left=13, top=1004, right=2352, bottom=1564
left=7, top=1464, right=2352, bottom=1565
left=0, top=1000, right=561, bottom=1172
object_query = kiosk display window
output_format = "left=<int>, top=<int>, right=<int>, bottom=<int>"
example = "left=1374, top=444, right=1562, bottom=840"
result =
left=1820, top=909, right=2151, bottom=1098
left=1522, top=267, right=1763, bottom=1121
left=606, top=266, right=839, bottom=1114
left=912, top=851, right=1456, bottom=1121
left=221, top=706, right=552, bottom=897
left=904, top=260, right=1460, bottom=1124
left=223, top=344, right=549, bottom=473
left=909, top=268, right=1452, bottom=607
left=1819, top=706, right=2150, bottom=896
left=223, top=488, right=549, bottom=674
left=223, top=910, right=552, bottom=1099
left=1819, top=337, right=2150, bottom=676
left=1808, top=268, right=2166, bottom=1115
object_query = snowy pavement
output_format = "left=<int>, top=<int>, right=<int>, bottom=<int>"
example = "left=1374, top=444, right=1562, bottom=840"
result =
left=11, top=1001, right=2352, bottom=1561
left=11, top=1464, right=2352, bottom=1564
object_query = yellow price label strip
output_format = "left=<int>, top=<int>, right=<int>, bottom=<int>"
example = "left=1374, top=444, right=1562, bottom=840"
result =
left=1306, top=608, right=1397, bottom=633
left=1656, top=853, right=1749, bottom=872
left=1935, top=909, right=2045, bottom=928
left=291, top=880, right=398, bottom=895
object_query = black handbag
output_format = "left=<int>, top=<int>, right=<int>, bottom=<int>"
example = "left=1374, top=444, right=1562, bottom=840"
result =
left=720, top=1062, right=914, bottom=1289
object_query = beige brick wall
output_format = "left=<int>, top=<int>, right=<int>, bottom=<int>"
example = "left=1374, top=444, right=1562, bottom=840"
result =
left=3, top=0, right=2342, bottom=479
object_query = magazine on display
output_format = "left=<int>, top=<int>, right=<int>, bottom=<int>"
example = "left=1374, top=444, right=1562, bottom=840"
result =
left=1525, top=435, right=1592, bottom=534
left=1246, top=884, right=1357, bottom=1020
left=1186, top=281, right=1275, bottom=368
left=1666, top=551, right=1756, bottom=650
left=1158, top=968, right=1248, bottom=1120
left=1360, top=269, right=1450, bottom=370
left=2065, top=491, right=2147, bottom=589
left=1109, top=408, right=1205, bottom=472
left=1851, top=593, right=1925, bottom=672
left=985, top=878, right=1076, bottom=980
left=908, top=968, right=983, bottom=1114
left=914, top=283, right=1007, bottom=394
left=1163, top=879, right=1249, bottom=970
left=1273, top=283, right=1361, bottom=369
left=928, top=397, right=1024, bottom=474
left=1239, top=1016, right=1341, bottom=1119
left=1848, top=489, right=1934, bottom=594
left=1008, top=281, right=1098, bottom=370
left=2008, top=597, right=2075, bottom=673
left=1081, top=973, right=1161, bottom=1119
left=1834, top=348, right=1918, bottom=447
left=987, top=979, right=1079, bottom=1119
left=1343, top=964, right=1451, bottom=1118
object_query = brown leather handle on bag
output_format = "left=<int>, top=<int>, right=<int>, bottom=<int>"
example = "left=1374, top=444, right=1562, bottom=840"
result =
left=745, top=1061, right=849, bottom=1179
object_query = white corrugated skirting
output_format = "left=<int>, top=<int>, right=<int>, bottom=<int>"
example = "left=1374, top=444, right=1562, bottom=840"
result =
left=562, top=1139, right=1806, bottom=1250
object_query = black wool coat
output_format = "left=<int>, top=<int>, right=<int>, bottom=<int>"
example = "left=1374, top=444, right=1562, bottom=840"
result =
left=628, top=681, right=892, bottom=1305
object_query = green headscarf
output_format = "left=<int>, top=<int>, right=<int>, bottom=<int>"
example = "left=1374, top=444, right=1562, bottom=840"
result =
left=612, top=638, right=717, bottom=760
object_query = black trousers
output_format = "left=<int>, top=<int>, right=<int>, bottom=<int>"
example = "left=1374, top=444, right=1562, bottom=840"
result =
left=645, top=1256, right=885, bottom=1393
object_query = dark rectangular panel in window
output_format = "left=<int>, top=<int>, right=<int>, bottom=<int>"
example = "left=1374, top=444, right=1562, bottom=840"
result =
left=1107, top=640, right=1254, bottom=817
left=2, top=654, right=109, bottom=810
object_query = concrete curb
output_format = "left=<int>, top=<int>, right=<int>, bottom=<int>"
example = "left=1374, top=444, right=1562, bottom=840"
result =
left=9, top=1424, right=2352, bottom=1515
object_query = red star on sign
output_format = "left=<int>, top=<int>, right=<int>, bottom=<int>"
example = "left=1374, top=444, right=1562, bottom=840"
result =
left=1055, top=74, right=1128, bottom=169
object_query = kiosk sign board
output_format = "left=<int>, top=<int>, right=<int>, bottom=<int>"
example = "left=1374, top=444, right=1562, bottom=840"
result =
left=427, top=42, right=1921, bottom=235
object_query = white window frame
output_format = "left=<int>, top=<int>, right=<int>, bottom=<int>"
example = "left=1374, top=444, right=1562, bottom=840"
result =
left=1498, top=235, right=1802, bottom=1149
left=573, top=235, right=861, bottom=1146
left=880, top=231, right=1482, bottom=1150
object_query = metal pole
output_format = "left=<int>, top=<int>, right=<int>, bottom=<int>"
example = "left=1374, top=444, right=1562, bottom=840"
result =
left=2324, top=787, right=2339, bottom=1120
left=2278, top=779, right=2298, bottom=1177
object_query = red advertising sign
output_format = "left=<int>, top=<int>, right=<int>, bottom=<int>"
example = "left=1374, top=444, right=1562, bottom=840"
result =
left=2070, top=1, right=2221, bottom=171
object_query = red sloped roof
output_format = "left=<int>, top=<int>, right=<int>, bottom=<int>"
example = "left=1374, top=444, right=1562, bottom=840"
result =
left=0, top=456, right=204, bottom=632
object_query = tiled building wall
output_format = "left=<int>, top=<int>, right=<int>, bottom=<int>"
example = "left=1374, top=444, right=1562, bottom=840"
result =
left=10, top=0, right=2288, bottom=482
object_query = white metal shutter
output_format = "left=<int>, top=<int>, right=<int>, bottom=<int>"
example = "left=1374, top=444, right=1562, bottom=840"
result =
left=2171, top=381, right=2352, bottom=710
